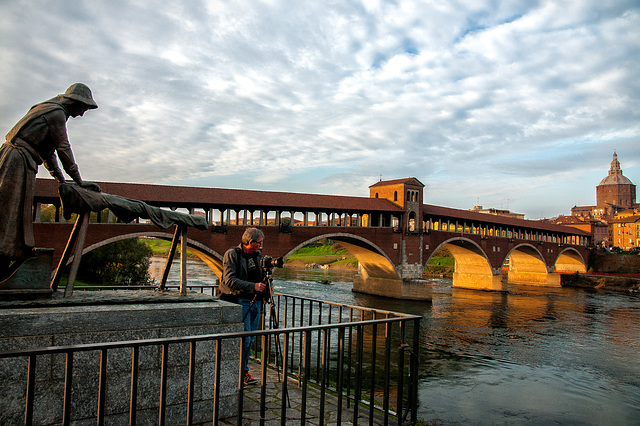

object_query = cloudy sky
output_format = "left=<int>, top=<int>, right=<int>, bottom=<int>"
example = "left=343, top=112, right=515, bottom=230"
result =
left=1, top=1, right=639, bottom=219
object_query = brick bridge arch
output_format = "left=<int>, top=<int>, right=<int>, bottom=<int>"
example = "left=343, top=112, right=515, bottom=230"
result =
left=427, top=238, right=588, bottom=290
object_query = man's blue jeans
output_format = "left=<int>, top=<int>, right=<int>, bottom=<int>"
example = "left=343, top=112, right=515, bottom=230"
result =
left=238, top=297, right=261, bottom=375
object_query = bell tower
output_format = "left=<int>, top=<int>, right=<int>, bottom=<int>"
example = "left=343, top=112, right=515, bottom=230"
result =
left=369, top=177, right=424, bottom=232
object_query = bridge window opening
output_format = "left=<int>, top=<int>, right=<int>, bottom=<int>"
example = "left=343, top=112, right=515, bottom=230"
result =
left=408, top=213, right=416, bottom=231
left=294, top=212, right=305, bottom=226
left=307, top=212, right=317, bottom=226
left=394, top=191, right=398, bottom=202
left=280, top=212, right=292, bottom=227
left=264, top=211, right=276, bottom=226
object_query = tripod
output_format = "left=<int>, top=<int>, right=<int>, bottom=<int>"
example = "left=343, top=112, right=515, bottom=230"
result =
left=261, top=268, right=291, bottom=407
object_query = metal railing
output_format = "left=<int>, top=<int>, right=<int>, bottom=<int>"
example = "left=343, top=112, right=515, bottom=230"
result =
left=0, top=290, right=420, bottom=425
left=261, top=293, right=421, bottom=424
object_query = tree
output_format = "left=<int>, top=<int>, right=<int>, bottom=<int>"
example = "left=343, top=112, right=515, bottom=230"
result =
left=77, top=238, right=154, bottom=286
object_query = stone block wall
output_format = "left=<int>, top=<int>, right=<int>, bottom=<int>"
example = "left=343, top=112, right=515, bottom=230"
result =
left=0, top=293, right=243, bottom=425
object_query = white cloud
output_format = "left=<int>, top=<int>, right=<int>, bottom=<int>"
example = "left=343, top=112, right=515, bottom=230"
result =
left=0, top=0, right=639, bottom=219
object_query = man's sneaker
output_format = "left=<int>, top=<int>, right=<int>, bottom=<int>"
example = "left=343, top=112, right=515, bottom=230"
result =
left=244, top=373, right=258, bottom=386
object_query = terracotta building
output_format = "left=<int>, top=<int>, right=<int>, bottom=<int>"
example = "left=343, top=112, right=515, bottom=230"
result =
left=572, top=152, right=638, bottom=219
left=568, top=152, right=639, bottom=249
left=608, top=215, right=640, bottom=250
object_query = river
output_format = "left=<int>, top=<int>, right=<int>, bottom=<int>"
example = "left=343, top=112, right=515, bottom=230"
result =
left=150, top=258, right=640, bottom=425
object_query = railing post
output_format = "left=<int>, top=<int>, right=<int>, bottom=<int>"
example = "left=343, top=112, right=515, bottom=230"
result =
left=336, top=326, right=345, bottom=424
left=63, top=352, right=73, bottom=425
left=25, top=355, right=36, bottom=425
left=130, top=347, right=139, bottom=425
left=410, top=318, right=420, bottom=424
left=383, top=322, right=392, bottom=425
left=97, top=349, right=108, bottom=426
left=353, top=324, right=364, bottom=425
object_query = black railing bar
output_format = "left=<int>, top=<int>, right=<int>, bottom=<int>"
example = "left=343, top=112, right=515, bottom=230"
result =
left=25, top=354, right=36, bottom=425
left=409, top=317, right=420, bottom=425
left=212, top=339, right=222, bottom=422
left=301, top=330, right=311, bottom=426
left=130, top=346, right=139, bottom=426
left=383, top=322, right=392, bottom=425
left=63, top=351, right=73, bottom=426
left=336, top=327, right=345, bottom=425
left=315, top=301, right=321, bottom=381
left=353, top=324, right=364, bottom=425
left=274, top=292, right=414, bottom=319
left=319, top=328, right=328, bottom=425
left=346, top=307, right=354, bottom=409
left=280, top=332, right=290, bottom=425
left=187, top=341, right=196, bottom=426
left=396, top=323, right=406, bottom=426
left=237, top=337, right=247, bottom=426
left=260, top=334, right=268, bottom=425
left=159, top=344, right=168, bottom=426
left=0, top=316, right=420, bottom=359
left=369, top=322, right=377, bottom=425
left=57, top=287, right=408, bottom=319
left=97, top=348, right=108, bottom=425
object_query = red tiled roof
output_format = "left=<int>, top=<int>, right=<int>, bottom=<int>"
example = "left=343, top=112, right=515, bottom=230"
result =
left=34, top=178, right=403, bottom=213
left=369, top=177, right=424, bottom=188
left=423, top=204, right=590, bottom=235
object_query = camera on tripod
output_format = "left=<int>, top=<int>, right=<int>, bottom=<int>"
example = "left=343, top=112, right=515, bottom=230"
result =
left=261, top=256, right=284, bottom=271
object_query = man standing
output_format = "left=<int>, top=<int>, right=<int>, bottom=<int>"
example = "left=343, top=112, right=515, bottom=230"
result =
left=220, top=227, right=266, bottom=385
left=0, top=83, right=101, bottom=277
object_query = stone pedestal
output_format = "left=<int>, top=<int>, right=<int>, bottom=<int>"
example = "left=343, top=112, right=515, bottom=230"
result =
left=0, top=248, right=54, bottom=300
left=0, top=291, right=243, bottom=424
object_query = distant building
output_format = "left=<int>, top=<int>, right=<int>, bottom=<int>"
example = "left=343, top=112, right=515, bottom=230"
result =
left=470, top=205, right=525, bottom=220
left=572, top=152, right=638, bottom=219
left=568, top=152, right=639, bottom=249
left=552, top=215, right=609, bottom=248
left=608, top=215, right=640, bottom=250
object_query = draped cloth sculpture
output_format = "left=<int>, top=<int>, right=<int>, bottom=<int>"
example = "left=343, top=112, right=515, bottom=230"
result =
left=50, top=184, right=208, bottom=297
left=58, top=183, right=208, bottom=230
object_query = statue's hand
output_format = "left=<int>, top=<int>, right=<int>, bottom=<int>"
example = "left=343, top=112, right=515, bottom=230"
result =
left=80, top=181, right=101, bottom=192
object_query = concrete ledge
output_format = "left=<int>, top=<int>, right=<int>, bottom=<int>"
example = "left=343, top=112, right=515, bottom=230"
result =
left=0, top=291, right=243, bottom=424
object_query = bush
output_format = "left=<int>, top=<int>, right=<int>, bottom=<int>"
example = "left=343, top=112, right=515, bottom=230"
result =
left=77, top=238, right=154, bottom=286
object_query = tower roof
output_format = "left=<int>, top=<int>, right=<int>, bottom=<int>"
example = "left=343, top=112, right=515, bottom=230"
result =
left=599, top=152, right=634, bottom=186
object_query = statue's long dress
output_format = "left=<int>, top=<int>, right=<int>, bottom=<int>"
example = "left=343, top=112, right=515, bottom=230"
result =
left=0, top=142, right=35, bottom=259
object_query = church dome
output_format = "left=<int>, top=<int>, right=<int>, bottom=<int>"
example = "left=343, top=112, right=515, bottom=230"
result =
left=599, top=174, right=634, bottom=186
left=598, top=152, right=634, bottom=186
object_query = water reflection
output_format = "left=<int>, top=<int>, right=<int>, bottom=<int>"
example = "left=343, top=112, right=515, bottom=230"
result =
left=150, top=257, right=640, bottom=425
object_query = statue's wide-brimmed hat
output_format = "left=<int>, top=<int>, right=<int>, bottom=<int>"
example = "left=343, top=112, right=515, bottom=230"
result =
left=60, top=83, right=98, bottom=109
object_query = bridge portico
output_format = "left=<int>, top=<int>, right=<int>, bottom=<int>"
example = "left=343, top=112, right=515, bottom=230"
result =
left=31, top=178, right=591, bottom=299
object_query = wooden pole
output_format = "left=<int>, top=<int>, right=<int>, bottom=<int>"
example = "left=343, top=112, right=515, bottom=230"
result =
left=51, top=213, right=86, bottom=292
left=63, top=213, right=90, bottom=297
left=158, top=226, right=180, bottom=290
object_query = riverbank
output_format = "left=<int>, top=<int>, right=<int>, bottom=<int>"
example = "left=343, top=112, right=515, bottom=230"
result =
left=561, top=272, right=640, bottom=293
left=284, top=258, right=357, bottom=272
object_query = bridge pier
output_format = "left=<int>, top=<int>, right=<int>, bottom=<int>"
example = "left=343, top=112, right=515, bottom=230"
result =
left=507, top=270, right=562, bottom=287
left=452, top=272, right=507, bottom=292
left=353, top=275, right=432, bottom=301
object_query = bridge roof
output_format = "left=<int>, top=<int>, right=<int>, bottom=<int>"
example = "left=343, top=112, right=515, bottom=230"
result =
left=35, top=178, right=403, bottom=213
left=423, top=204, right=590, bottom=235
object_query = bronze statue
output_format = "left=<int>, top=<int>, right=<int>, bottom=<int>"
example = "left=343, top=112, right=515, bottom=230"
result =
left=0, top=83, right=101, bottom=277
